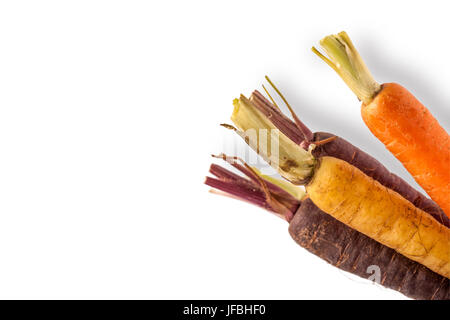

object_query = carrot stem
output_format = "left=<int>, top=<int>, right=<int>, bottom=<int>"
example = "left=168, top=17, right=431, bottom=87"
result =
left=261, top=84, right=281, bottom=111
left=250, top=90, right=306, bottom=145
left=230, top=95, right=316, bottom=184
left=312, top=31, right=381, bottom=104
left=265, top=76, right=314, bottom=141
left=208, top=156, right=301, bottom=221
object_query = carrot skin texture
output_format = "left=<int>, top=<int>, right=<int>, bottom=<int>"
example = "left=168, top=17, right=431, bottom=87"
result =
left=313, top=132, right=449, bottom=228
left=362, top=83, right=450, bottom=217
left=306, top=156, right=450, bottom=278
left=289, top=198, right=449, bottom=300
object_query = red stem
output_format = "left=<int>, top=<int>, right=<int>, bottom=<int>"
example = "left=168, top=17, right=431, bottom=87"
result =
left=250, top=90, right=313, bottom=147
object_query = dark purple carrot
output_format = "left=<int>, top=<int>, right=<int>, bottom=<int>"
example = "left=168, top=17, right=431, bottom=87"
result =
left=205, top=161, right=449, bottom=300
left=290, top=198, right=449, bottom=300
left=245, top=78, right=449, bottom=228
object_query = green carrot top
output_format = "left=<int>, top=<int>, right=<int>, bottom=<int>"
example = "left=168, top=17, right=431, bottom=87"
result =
left=312, top=31, right=381, bottom=104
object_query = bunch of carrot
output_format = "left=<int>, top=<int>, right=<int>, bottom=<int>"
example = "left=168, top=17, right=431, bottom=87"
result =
left=205, top=32, right=450, bottom=300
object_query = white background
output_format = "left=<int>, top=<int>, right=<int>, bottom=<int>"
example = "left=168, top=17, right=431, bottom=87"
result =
left=0, top=1, right=448, bottom=299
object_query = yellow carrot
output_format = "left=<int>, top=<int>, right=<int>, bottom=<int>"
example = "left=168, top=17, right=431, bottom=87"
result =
left=306, top=156, right=450, bottom=278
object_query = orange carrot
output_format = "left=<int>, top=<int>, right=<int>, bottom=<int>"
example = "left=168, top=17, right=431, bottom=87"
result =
left=313, top=31, right=450, bottom=217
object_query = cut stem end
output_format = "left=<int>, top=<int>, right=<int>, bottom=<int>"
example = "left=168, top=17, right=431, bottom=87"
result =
left=313, top=31, right=381, bottom=104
